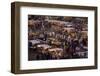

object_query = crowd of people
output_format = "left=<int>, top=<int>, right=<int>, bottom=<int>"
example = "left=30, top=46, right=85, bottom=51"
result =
left=28, top=15, right=88, bottom=60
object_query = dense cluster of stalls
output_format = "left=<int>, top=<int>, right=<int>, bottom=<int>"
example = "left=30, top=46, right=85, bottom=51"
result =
left=28, top=16, right=88, bottom=60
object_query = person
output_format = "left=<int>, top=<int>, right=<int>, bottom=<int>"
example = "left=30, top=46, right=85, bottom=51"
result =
left=28, top=42, right=32, bottom=48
